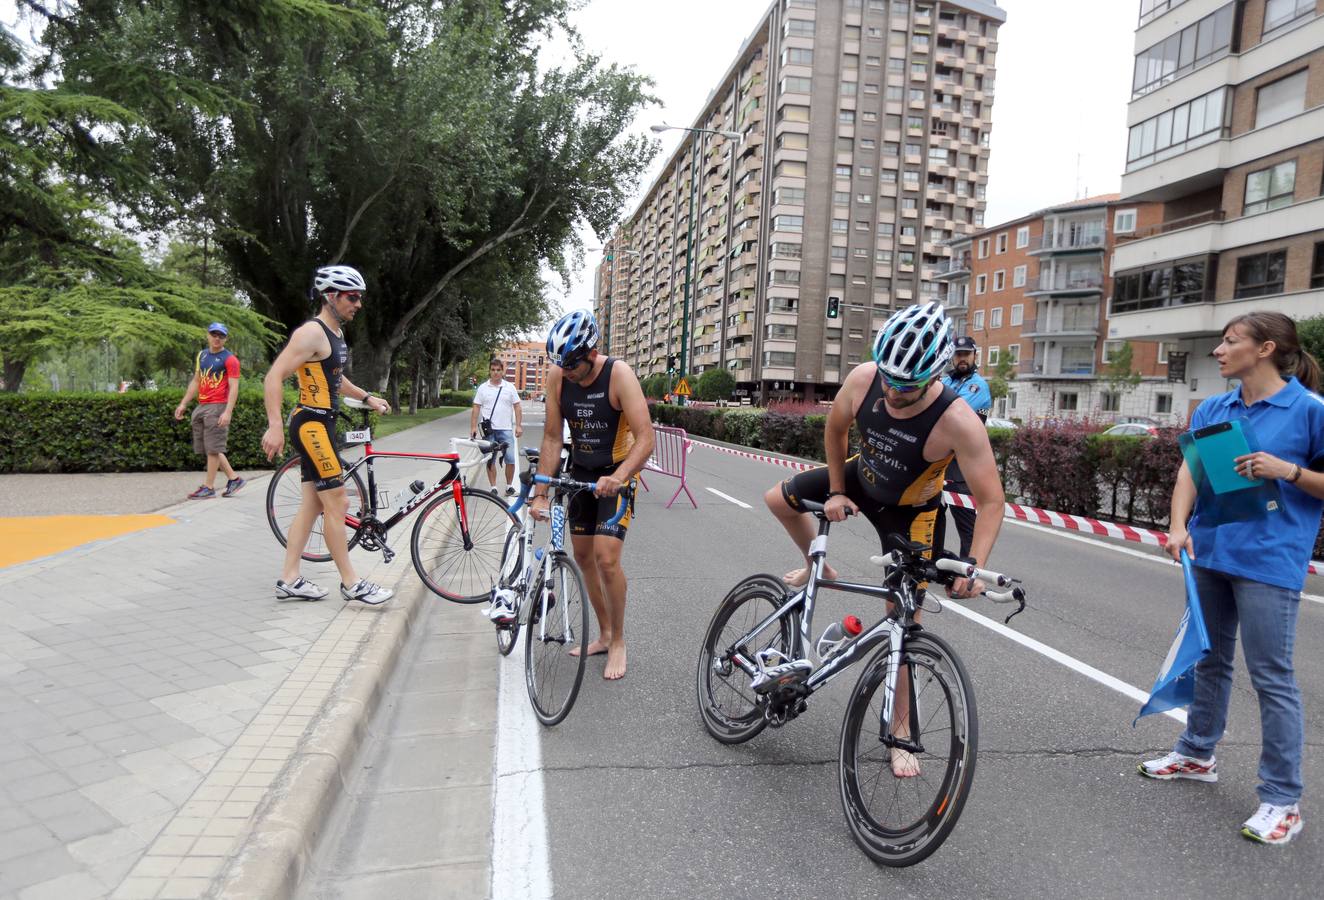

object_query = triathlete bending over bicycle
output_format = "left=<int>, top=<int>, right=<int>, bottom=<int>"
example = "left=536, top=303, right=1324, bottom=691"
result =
left=528, top=310, right=654, bottom=681
left=764, top=302, right=1006, bottom=771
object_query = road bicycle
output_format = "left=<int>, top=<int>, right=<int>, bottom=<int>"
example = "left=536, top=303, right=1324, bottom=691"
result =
left=490, top=449, right=633, bottom=726
left=695, top=500, right=1026, bottom=867
left=265, top=398, right=515, bottom=602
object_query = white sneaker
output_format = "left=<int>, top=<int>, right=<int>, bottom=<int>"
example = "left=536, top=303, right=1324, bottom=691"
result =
left=275, top=577, right=328, bottom=601
left=1137, top=750, right=1217, bottom=782
left=341, top=580, right=393, bottom=606
left=485, top=589, right=518, bottom=623
left=1241, top=802, right=1302, bottom=845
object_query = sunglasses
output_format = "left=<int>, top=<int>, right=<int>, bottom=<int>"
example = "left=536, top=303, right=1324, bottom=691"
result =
left=881, top=373, right=931, bottom=393
left=340, top=291, right=364, bottom=304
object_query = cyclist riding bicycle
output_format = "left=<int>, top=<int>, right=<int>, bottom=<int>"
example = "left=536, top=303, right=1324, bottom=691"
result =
left=524, top=310, right=654, bottom=681
left=763, top=301, right=1006, bottom=772
left=261, top=264, right=394, bottom=606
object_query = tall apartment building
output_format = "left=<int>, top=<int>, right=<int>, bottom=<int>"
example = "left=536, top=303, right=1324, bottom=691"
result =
left=594, top=0, right=1007, bottom=402
left=1109, top=0, right=1324, bottom=417
left=494, top=341, right=550, bottom=396
left=939, top=196, right=1181, bottom=422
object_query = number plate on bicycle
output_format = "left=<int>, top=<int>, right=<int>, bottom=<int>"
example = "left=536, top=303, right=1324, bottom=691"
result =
left=343, top=429, right=371, bottom=445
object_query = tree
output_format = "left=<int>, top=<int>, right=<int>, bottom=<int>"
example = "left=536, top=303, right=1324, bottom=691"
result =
left=30, top=0, right=658, bottom=389
left=1103, top=340, right=1143, bottom=395
left=1298, top=314, right=1324, bottom=366
left=696, top=367, right=736, bottom=402
left=987, top=352, right=1016, bottom=403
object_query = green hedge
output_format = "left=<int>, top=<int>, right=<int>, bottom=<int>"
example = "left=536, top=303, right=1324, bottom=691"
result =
left=0, top=390, right=381, bottom=473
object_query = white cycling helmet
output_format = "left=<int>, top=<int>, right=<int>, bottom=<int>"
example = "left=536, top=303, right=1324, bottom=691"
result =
left=314, top=265, right=366, bottom=295
left=872, top=301, right=954, bottom=385
left=546, top=310, right=600, bottom=367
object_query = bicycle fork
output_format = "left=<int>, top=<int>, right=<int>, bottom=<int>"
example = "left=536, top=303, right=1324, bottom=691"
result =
left=877, top=620, right=923, bottom=755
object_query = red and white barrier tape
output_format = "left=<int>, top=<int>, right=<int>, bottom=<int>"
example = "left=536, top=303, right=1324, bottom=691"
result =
left=686, top=437, right=1323, bottom=577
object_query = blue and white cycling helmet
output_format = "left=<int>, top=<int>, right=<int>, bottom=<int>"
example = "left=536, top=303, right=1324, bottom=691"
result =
left=314, top=265, right=366, bottom=295
left=872, top=302, right=954, bottom=386
left=546, top=310, right=600, bottom=368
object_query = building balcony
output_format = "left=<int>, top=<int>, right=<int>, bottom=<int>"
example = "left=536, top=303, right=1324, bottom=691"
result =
left=933, top=254, right=972, bottom=279
left=1025, top=271, right=1104, bottom=296
left=1108, top=289, right=1324, bottom=342
left=1030, top=230, right=1105, bottom=255
left=1020, top=360, right=1097, bottom=379
left=1018, top=316, right=1100, bottom=338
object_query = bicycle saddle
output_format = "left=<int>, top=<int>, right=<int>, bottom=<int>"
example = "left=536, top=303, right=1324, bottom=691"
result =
left=886, top=533, right=930, bottom=556
left=523, top=448, right=540, bottom=461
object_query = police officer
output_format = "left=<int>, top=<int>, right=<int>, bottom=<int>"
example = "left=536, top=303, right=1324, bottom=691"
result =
left=941, top=336, right=992, bottom=558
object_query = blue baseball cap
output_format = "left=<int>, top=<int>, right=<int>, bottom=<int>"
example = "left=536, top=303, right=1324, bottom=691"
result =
left=207, top=322, right=229, bottom=336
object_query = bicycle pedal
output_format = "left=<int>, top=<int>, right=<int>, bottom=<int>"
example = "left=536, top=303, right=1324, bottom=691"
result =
left=751, top=659, right=813, bottom=695
left=381, top=547, right=396, bottom=564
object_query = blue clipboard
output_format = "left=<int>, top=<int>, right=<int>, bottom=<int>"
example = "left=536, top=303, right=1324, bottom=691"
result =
left=1191, top=419, right=1262, bottom=494
left=1178, top=416, right=1282, bottom=523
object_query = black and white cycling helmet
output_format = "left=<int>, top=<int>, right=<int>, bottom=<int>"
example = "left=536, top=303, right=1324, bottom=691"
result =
left=872, top=301, right=955, bottom=386
left=314, top=265, right=366, bottom=295
left=545, top=310, right=599, bottom=368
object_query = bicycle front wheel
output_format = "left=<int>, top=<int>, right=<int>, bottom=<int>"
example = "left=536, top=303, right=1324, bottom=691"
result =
left=524, top=552, right=589, bottom=726
left=495, top=527, right=522, bottom=656
left=410, top=487, right=517, bottom=602
left=838, top=631, right=977, bottom=867
left=696, top=574, right=794, bottom=744
left=265, top=456, right=368, bottom=563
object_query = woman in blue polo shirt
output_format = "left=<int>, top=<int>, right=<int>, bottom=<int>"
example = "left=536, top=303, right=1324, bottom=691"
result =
left=1139, top=311, right=1324, bottom=845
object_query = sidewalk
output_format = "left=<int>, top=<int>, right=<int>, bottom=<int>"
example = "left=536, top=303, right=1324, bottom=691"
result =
left=0, top=412, right=484, bottom=899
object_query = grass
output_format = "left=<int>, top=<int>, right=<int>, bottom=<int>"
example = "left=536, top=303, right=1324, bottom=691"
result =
left=372, top=406, right=466, bottom=440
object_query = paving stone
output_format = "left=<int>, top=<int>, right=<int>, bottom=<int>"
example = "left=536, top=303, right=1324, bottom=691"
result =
left=68, top=826, right=149, bottom=867
left=0, top=845, right=79, bottom=894
left=17, top=870, right=108, bottom=900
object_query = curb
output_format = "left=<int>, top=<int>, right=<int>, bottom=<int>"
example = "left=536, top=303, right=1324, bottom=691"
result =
left=212, top=569, right=430, bottom=899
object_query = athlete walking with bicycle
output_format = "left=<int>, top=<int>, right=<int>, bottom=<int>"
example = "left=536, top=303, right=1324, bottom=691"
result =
left=261, top=265, right=394, bottom=606
left=524, top=310, right=653, bottom=681
left=763, top=302, right=1005, bottom=773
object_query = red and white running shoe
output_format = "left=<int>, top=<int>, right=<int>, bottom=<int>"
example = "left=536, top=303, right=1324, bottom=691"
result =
left=1137, top=751, right=1218, bottom=782
left=1241, top=803, right=1302, bottom=845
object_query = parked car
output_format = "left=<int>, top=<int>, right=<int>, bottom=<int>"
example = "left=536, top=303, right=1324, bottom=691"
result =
left=1101, top=422, right=1158, bottom=437
left=985, top=417, right=1018, bottom=430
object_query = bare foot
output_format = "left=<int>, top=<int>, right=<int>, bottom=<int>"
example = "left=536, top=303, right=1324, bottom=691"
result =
left=783, top=563, right=838, bottom=588
left=891, top=747, right=921, bottom=778
left=570, top=639, right=609, bottom=658
left=604, top=643, right=627, bottom=680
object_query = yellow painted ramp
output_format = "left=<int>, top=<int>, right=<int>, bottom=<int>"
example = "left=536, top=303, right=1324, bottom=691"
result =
left=0, top=515, right=176, bottom=569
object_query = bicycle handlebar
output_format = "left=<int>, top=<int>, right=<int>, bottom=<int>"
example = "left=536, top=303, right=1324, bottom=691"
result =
left=507, top=473, right=634, bottom=527
left=869, top=551, right=1027, bottom=624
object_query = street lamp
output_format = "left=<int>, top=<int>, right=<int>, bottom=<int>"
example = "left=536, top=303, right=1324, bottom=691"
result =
left=589, top=244, right=640, bottom=356
left=650, top=123, right=743, bottom=390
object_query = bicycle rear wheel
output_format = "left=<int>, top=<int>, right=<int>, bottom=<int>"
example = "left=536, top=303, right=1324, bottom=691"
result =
left=265, top=456, right=368, bottom=563
left=838, top=631, right=977, bottom=867
left=410, top=486, right=517, bottom=602
left=695, top=574, right=794, bottom=744
left=524, top=552, right=589, bottom=726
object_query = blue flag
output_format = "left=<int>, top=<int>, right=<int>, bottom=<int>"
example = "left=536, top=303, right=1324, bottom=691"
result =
left=1135, top=550, right=1212, bottom=725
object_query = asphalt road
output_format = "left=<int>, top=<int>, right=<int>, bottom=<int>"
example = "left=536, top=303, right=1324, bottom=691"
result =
left=315, top=406, right=1324, bottom=898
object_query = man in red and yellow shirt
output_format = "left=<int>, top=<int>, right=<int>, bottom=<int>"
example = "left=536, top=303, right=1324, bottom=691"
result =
left=175, top=322, right=244, bottom=498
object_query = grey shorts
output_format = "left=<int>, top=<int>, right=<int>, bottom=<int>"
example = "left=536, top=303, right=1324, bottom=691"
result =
left=191, top=403, right=229, bottom=454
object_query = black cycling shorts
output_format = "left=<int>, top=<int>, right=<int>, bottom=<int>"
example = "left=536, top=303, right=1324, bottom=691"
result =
left=780, top=461, right=946, bottom=555
left=567, top=466, right=636, bottom=541
left=289, top=406, right=344, bottom=492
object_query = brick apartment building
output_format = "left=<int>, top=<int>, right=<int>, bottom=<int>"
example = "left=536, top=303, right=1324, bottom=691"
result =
left=493, top=341, right=549, bottom=397
left=939, top=196, right=1185, bottom=422
left=1109, top=0, right=1324, bottom=416
left=594, top=0, right=1007, bottom=403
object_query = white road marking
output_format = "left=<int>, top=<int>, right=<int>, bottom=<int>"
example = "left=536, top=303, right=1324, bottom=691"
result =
left=941, top=599, right=1188, bottom=725
left=705, top=487, right=752, bottom=509
left=1005, top=518, right=1324, bottom=606
left=492, top=653, right=552, bottom=899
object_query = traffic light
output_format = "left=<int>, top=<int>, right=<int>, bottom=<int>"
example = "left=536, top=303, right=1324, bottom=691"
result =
left=826, top=296, right=841, bottom=319
left=668, top=355, right=678, bottom=371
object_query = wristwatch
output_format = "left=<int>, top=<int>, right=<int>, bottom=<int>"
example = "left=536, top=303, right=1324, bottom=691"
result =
left=1288, top=464, right=1303, bottom=483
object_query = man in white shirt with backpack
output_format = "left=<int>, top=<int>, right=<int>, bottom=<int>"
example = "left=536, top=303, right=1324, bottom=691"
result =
left=471, top=358, right=523, bottom=495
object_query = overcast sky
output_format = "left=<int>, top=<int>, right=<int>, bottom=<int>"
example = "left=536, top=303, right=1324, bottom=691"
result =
left=555, top=0, right=1139, bottom=315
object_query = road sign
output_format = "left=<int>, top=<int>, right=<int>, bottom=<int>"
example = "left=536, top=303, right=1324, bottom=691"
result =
left=675, top=377, right=692, bottom=397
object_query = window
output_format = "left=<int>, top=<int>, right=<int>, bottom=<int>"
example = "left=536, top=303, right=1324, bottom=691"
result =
left=771, top=242, right=802, bottom=259
left=1155, top=393, right=1173, bottom=414
left=972, top=309, right=985, bottom=330
left=841, top=81, right=858, bottom=96
left=995, top=233, right=1008, bottom=254
left=839, top=109, right=856, bottom=125
left=1234, top=250, right=1287, bottom=299
left=1256, top=70, right=1307, bottom=130
left=1264, top=0, right=1314, bottom=34
left=779, top=104, right=811, bottom=123
left=774, top=186, right=806, bottom=205
left=781, top=76, right=813, bottom=94
left=992, top=271, right=1005, bottom=292
left=855, top=219, right=870, bottom=232
left=773, top=215, right=804, bottom=232
left=1157, top=341, right=1171, bottom=364
left=832, top=190, right=850, bottom=206
left=785, top=18, right=815, bottom=37
left=1114, top=209, right=1137, bottom=234
left=975, top=274, right=987, bottom=295
left=1100, top=391, right=1120, bottom=413
left=878, top=222, right=895, bottom=236
left=784, top=48, right=814, bottom=66
left=1016, top=226, right=1029, bottom=249
left=861, top=110, right=878, bottom=123
left=1131, top=3, right=1235, bottom=97
left=1101, top=340, right=1125, bottom=363
left=1006, top=344, right=1020, bottom=364
left=1012, top=266, right=1027, bottom=288
left=1010, top=303, right=1023, bottom=326
left=767, top=324, right=798, bottom=341
left=1243, top=160, right=1296, bottom=214
left=1313, top=242, right=1324, bottom=289
left=853, top=247, right=869, bottom=258
left=1113, top=258, right=1210, bottom=313
left=832, top=218, right=849, bottom=233
left=990, top=307, right=1003, bottom=328
left=987, top=346, right=1000, bottom=365
left=1058, top=392, right=1079, bottom=412
left=977, top=238, right=989, bottom=258
left=776, top=160, right=807, bottom=178
left=1126, top=87, right=1228, bottom=169
left=859, top=166, right=874, bottom=177
left=764, top=351, right=797, bottom=368
left=835, top=164, right=852, bottom=179
left=831, top=246, right=847, bottom=259
left=777, top=132, right=809, bottom=151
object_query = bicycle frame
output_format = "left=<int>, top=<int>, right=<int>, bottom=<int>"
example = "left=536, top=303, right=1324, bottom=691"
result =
left=340, top=443, right=465, bottom=532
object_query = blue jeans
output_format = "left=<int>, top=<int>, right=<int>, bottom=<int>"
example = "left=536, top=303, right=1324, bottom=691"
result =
left=489, top=429, right=516, bottom=465
left=1175, top=566, right=1304, bottom=805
